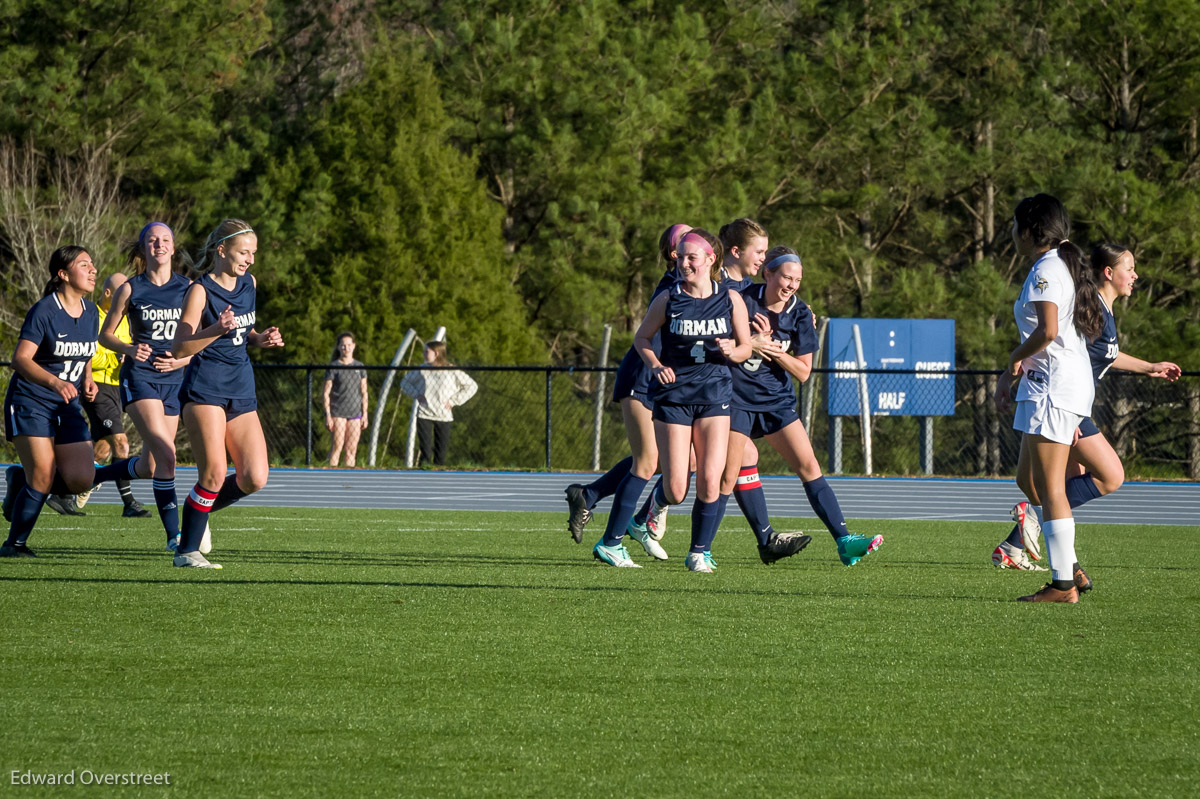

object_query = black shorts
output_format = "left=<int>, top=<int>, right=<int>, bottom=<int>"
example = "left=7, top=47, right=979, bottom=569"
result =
left=83, top=383, right=124, bottom=437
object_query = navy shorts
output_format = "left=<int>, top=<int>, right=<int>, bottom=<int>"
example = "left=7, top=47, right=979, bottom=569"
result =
left=5, top=398, right=92, bottom=445
left=652, top=401, right=731, bottom=425
left=1077, top=416, right=1100, bottom=439
left=730, top=405, right=799, bottom=439
left=611, top=348, right=651, bottom=408
left=122, top=376, right=182, bottom=416
left=83, top=382, right=124, bottom=437
left=180, top=386, right=257, bottom=420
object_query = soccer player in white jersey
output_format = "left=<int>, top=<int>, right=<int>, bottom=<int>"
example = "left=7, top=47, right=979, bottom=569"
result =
left=992, top=242, right=1181, bottom=581
left=994, top=194, right=1104, bottom=603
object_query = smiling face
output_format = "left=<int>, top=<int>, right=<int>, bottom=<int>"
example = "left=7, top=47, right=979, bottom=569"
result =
left=217, top=232, right=257, bottom=275
left=143, top=224, right=174, bottom=270
left=1105, top=250, right=1137, bottom=297
left=766, top=259, right=803, bottom=304
left=676, top=239, right=715, bottom=285
left=338, top=336, right=357, bottom=360
left=60, top=251, right=97, bottom=296
left=732, top=235, right=769, bottom=277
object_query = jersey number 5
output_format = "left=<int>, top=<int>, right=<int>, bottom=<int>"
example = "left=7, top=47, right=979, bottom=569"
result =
left=232, top=328, right=246, bottom=346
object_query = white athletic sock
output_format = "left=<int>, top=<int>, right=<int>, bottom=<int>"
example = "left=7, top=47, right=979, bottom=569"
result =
left=1042, top=518, right=1077, bottom=582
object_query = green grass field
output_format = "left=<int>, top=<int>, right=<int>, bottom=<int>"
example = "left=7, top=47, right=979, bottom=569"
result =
left=1, top=505, right=1196, bottom=797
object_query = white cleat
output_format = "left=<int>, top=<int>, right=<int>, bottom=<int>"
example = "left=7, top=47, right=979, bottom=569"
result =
left=592, top=541, right=642, bottom=568
left=992, top=543, right=1047, bottom=571
left=75, top=484, right=97, bottom=508
left=627, top=521, right=668, bottom=560
left=173, top=550, right=222, bottom=569
left=648, top=504, right=668, bottom=541
left=1011, top=502, right=1042, bottom=561
left=199, top=522, right=212, bottom=555
left=685, top=552, right=714, bottom=573
left=166, top=534, right=180, bottom=553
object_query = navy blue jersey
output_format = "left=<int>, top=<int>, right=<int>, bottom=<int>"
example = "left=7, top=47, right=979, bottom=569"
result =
left=649, top=281, right=734, bottom=406
left=731, top=284, right=817, bottom=410
left=181, top=273, right=257, bottom=399
left=719, top=268, right=754, bottom=293
left=121, top=272, right=192, bottom=387
left=1087, top=297, right=1118, bottom=384
left=614, top=268, right=680, bottom=401
left=8, top=294, right=99, bottom=408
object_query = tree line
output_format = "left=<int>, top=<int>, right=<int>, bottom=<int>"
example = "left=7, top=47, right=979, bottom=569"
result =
left=1, top=0, right=1197, bottom=374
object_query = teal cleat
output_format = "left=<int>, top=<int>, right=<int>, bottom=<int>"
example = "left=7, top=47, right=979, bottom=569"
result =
left=592, top=541, right=642, bottom=568
left=837, top=533, right=883, bottom=566
left=703, top=551, right=717, bottom=570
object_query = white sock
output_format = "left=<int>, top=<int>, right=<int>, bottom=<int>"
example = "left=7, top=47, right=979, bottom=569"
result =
left=1042, top=518, right=1077, bottom=582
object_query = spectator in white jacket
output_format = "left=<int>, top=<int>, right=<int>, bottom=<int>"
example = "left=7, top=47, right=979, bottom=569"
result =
left=400, top=341, right=478, bottom=467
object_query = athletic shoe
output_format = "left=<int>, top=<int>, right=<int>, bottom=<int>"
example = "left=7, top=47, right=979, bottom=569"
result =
left=592, top=541, right=641, bottom=568
left=703, top=551, right=717, bottom=570
left=627, top=520, right=668, bottom=560
left=837, top=533, right=883, bottom=566
left=122, top=500, right=151, bottom=518
left=1011, top=502, right=1042, bottom=561
left=45, top=494, right=85, bottom=516
left=2, top=466, right=19, bottom=523
left=1017, top=583, right=1078, bottom=603
left=685, top=552, right=714, bottom=573
left=173, top=551, right=222, bottom=569
left=992, top=543, right=1047, bottom=571
left=758, top=532, right=813, bottom=565
left=564, top=484, right=592, bottom=544
left=165, top=535, right=180, bottom=553
left=199, top=522, right=213, bottom=555
left=75, top=484, right=97, bottom=508
left=0, top=543, right=37, bottom=558
left=647, top=504, right=668, bottom=541
left=1073, top=563, right=1093, bottom=594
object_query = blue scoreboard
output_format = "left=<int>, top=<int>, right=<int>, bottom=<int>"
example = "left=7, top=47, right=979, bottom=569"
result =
left=825, top=319, right=955, bottom=416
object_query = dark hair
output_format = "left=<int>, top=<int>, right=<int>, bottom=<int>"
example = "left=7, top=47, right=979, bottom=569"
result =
left=331, top=332, right=356, bottom=363
left=426, top=340, right=450, bottom=367
left=679, top=227, right=725, bottom=283
left=657, top=224, right=691, bottom=265
left=126, top=222, right=189, bottom=276
left=44, top=245, right=89, bottom=297
left=1090, top=242, right=1131, bottom=284
left=763, top=245, right=799, bottom=274
left=718, top=218, right=767, bottom=256
left=1013, top=194, right=1102, bottom=340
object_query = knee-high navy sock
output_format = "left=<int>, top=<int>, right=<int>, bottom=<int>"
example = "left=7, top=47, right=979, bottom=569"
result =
left=211, top=473, right=249, bottom=513
left=633, top=479, right=667, bottom=526
left=152, top=478, right=180, bottom=542
left=733, top=466, right=774, bottom=545
left=803, top=476, right=848, bottom=540
left=179, top=484, right=217, bottom=553
left=1066, top=474, right=1103, bottom=509
left=601, top=473, right=649, bottom=547
left=690, top=498, right=722, bottom=554
left=1003, top=524, right=1023, bottom=548
left=583, top=456, right=632, bottom=509
left=6, top=486, right=48, bottom=547
left=94, top=457, right=139, bottom=485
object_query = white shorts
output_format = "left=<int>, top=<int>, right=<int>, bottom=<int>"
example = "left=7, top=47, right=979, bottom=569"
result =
left=1013, top=400, right=1084, bottom=446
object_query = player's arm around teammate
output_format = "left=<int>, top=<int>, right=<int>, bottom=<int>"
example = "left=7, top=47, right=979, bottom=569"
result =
left=170, top=219, right=283, bottom=568
left=1, top=247, right=100, bottom=557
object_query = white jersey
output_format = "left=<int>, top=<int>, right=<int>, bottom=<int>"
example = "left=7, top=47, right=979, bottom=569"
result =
left=1013, top=248, right=1094, bottom=417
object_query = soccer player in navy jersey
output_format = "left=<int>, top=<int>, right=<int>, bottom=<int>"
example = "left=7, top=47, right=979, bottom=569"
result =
left=170, top=219, right=284, bottom=569
left=724, top=246, right=883, bottom=566
left=593, top=228, right=752, bottom=571
left=992, top=242, right=1181, bottom=584
left=101, top=222, right=197, bottom=554
left=1, top=247, right=101, bottom=557
left=562, top=223, right=690, bottom=552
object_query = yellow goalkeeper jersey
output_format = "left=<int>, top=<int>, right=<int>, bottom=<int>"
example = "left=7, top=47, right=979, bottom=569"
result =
left=92, top=308, right=129, bottom=387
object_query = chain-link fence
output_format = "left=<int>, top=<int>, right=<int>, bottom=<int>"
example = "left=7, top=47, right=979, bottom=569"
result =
left=0, top=363, right=1196, bottom=480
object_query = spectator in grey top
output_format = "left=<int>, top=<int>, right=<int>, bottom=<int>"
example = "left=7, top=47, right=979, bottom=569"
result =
left=400, top=341, right=477, bottom=467
left=324, top=332, right=368, bottom=467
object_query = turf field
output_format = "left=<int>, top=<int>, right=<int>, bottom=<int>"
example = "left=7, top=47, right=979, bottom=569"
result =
left=1, top=506, right=1196, bottom=797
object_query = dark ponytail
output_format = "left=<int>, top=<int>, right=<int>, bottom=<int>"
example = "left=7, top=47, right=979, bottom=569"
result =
left=1090, top=242, right=1131, bottom=285
left=44, top=245, right=88, bottom=297
left=1013, top=194, right=1103, bottom=340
